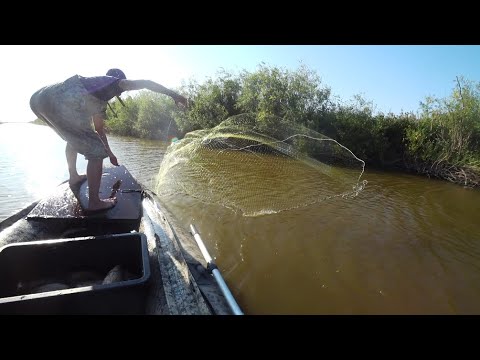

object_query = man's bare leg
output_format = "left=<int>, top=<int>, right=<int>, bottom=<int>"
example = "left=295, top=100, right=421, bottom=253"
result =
left=66, top=143, right=87, bottom=186
left=86, top=158, right=116, bottom=211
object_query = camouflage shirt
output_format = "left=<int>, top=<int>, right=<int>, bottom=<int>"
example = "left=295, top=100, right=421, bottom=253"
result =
left=79, top=76, right=124, bottom=102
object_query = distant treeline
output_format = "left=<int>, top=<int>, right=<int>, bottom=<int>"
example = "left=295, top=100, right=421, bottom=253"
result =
left=35, top=64, right=480, bottom=187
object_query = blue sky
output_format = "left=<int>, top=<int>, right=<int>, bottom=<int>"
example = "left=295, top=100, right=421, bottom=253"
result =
left=2, top=45, right=479, bottom=123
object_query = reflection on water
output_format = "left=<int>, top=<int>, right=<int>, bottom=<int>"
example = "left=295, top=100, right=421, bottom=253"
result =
left=2, top=124, right=480, bottom=314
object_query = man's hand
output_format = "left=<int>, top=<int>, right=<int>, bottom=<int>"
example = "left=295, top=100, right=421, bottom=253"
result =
left=173, top=94, right=188, bottom=109
left=109, top=154, right=119, bottom=166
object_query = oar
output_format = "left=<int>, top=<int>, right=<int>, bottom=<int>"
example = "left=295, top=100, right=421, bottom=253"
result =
left=190, top=224, right=244, bottom=315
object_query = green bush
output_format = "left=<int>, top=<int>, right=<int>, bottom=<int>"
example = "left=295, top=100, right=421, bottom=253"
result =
left=405, top=76, right=480, bottom=167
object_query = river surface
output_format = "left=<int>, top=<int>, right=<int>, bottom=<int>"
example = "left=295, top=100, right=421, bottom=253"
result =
left=2, top=123, right=480, bottom=314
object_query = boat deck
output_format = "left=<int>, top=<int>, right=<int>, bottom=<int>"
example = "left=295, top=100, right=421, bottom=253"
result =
left=27, top=165, right=142, bottom=233
left=0, top=165, right=233, bottom=315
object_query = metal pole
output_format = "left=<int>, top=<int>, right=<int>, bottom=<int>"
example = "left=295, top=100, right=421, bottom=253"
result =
left=190, top=224, right=244, bottom=315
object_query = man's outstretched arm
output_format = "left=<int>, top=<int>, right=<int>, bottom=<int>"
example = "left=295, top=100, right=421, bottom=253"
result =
left=119, top=79, right=187, bottom=107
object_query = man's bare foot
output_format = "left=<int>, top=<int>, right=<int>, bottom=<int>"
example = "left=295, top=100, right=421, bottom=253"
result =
left=85, top=197, right=117, bottom=213
left=69, top=174, right=87, bottom=188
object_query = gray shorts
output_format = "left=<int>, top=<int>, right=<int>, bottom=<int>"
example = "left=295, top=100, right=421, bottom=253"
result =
left=29, top=75, right=109, bottom=160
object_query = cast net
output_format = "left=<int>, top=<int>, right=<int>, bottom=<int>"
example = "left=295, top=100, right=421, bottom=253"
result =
left=154, top=114, right=367, bottom=216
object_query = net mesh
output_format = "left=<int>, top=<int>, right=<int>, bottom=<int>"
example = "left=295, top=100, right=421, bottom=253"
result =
left=154, top=114, right=367, bottom=216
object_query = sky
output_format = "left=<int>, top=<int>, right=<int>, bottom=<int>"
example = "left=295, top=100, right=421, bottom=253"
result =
left=2, top=45, right=480, bottom=123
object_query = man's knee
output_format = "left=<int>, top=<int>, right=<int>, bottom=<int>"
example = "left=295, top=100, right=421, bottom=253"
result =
left=81, top=142, right=109, bottom=161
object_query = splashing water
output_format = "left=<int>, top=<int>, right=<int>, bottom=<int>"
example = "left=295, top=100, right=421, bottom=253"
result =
left=154, top=114, right=367, bottom=216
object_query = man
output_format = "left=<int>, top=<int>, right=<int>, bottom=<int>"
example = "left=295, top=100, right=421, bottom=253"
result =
left=30, top=68, right=187, bottom=213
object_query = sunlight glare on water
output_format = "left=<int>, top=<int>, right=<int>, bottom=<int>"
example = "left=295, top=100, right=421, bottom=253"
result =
left=0, top=123, right=86, bottom=219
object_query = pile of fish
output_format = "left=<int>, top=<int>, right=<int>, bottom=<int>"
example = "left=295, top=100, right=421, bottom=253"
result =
left=15, top=265, right=137, bottom=295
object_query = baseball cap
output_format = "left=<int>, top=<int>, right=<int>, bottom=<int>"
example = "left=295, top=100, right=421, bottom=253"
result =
left=106, top=68, right=127, bottom=107
left=106, top=68, right=127, bottom=79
